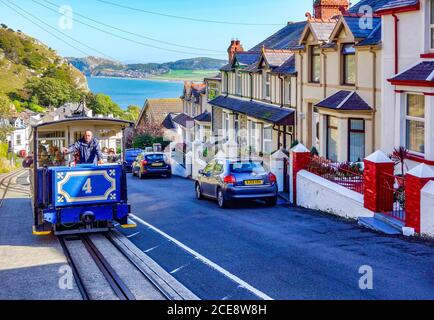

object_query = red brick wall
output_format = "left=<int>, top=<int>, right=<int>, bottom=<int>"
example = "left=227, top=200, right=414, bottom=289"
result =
left=363, top=160, right=394, bottom=213
left=314, top=0, right=349, bottom=20
left=293, top=152, right=311, bottom=205
left=405, top=175, right=434, bottom=233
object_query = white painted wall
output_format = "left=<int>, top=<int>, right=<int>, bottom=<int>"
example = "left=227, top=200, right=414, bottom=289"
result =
left=421, top=181, right=434, bottom=237
left=297, top=170, right=374, bottom=219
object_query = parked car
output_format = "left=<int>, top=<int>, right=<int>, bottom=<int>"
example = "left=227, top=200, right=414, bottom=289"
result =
left=132, top=152, right=172, bottom=179
left=123, top=148, right=143, bottom=172
left=195, top=158, right=278, bottom=208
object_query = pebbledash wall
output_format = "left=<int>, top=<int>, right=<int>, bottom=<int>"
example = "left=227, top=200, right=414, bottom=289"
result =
left=297, top=170, right=374, bottom=219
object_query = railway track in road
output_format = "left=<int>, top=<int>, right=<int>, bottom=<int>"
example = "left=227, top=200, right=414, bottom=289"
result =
left=0, top=169, right=30, bottom=208
left=59, top=233, right=172, bottom=301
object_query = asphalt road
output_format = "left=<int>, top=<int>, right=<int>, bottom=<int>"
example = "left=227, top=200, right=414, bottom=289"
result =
left=119, top=174, right=434, bottom=300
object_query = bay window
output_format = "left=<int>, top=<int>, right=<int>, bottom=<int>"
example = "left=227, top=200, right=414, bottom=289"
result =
left=326, top=116, right=338, bottom=162
left=223, top=112, right=230, bottom=141
left=406, top=94, right=425, bottom=154
left=348, top=119, right=365, bottom=162
left=248, top=120, right=260, bottom=153
left=310, top=46, right=321, bottom=83
left=342, top=44, right=355, bottom=85
left=263, top=125, right=273, bottom=154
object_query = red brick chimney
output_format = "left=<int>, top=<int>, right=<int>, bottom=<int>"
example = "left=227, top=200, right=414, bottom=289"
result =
left=313, top=0, right=349, bottom=20
left=227, top=39, right=244, bottom=63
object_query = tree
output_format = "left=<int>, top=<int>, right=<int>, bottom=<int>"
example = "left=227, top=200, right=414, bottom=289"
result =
left=124, top=105, right=141, bottom=122
left=0, top=94, right=14, bottom=118
left=25, top=77, right=81, bottom=108
left=87, top=93, right=124, bottom=117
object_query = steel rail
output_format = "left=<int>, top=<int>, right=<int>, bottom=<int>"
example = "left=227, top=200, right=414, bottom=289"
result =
left=58, top=236, right=90, bottom=300
left=81, top=235, right=136, bottom=300
left=105, top=232, right=172, bottom=300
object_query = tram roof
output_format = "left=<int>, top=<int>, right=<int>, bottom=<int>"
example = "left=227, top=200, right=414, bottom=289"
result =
left=32, top=117, right=134, bottom=131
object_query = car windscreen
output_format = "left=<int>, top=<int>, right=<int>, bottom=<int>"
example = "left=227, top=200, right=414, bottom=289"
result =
left=126, top=150, right=142, bottom=158
left=230, top=161, right=266, bottom=174
left=145, top=154, right=165, bottom=162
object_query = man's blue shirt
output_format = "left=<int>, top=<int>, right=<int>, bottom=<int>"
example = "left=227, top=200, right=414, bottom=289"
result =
left=67, top=138, right=103, bottom=164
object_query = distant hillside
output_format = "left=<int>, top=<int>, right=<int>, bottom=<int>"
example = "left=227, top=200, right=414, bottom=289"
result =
left=68, top=56, right=227, bottom=80
left=0, top=26, right=87, bottom=95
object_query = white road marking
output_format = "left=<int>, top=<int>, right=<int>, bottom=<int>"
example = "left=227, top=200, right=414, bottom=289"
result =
left=144, top=245, right=160, bottom=253
left=170, top=263, right=190, bottom=274
left=126, top=232, right=140, bottom=238
left=130, top=214, right=274, bottom=300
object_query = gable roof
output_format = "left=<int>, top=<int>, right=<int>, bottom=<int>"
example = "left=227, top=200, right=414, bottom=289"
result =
left=137, top=98, right=183, bottom=126
left=250, top=21, right=307, bottom=51
left=300, top=21, right=337, bottom=44
left=389, top=61, right=434, bottom=86
left=194, top=111, right=212, bottom=123
left=271, top=55, right=296, bottom=75
left=172, top=113, right=195, bottom=128
left=316, top=91, right=373, bottom=111
left=262, top=50, right=293, bottom=68
left=234, top=52, right=262, bottom=66
left=161, top=113, right=178, bottom=130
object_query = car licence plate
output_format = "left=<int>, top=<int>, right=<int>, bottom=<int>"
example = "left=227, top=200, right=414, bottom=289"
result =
left=244, top=180, right=264, bottom=186
left=152, top=163, right=164, bottom=167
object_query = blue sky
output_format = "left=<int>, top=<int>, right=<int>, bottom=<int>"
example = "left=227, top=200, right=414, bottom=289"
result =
left=0, top=0, right=360, bottom=63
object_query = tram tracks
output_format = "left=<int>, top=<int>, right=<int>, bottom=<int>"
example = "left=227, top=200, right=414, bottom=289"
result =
left=0, top=169, right=30, bottom=208
left=58, top=232, right=172, bottom=301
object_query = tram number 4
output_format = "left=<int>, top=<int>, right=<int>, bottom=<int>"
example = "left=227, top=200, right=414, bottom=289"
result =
left=82, top=178, right=93, bottom=194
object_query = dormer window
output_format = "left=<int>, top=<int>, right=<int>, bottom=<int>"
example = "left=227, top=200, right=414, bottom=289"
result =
left=235, top=70, right=242, bottom=96
left=342, top=44, right=355, bottom=85
left=264, top=72, right=271, bottom=99
left=310, top=46, right=321, bottom=83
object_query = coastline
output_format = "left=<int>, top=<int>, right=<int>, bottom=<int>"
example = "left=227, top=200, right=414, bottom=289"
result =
left=87, top=75, right=195, bottom=83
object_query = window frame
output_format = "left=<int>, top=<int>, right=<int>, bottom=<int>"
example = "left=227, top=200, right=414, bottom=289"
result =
left=430, top=0, right=434, bottom=50
left=264, top=72, right=271, bottom=100
left=310, top=45, right=321, bottom=83
left=347, top=118, right=365, bottom=162
left=222, top=112, right=230, bottom=141
left=326, top=116, right=339, bottom=162
left=342, top=44, right=356, bottom=86
left=262, top=124, right=273, bottom=155
left=235, top=70, right=242, bottom=96
left=405, top=93, right=425, bottom=156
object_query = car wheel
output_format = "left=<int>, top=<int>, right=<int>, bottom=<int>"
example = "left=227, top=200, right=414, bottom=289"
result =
left=196, top=183, right=204, bottom=200
left=217, top=189, right=228, bottom=209
left=265, top=197, right=278, bottom=207
left=166, top=172, right=172, bottom=178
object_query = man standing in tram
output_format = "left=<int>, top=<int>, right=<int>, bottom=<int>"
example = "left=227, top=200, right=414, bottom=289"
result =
left=63, top=130, right=104, bottom=165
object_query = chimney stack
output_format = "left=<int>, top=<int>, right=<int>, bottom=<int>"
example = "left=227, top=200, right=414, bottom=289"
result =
left=313, top=0, right=349, bottom=20
left=227, top=39, right=244, bottom=63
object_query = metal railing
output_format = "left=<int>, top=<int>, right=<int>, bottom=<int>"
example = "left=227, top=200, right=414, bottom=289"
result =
left=379, top=173, right=406, bottom=222
left=306, top=156, right=365, bottom=194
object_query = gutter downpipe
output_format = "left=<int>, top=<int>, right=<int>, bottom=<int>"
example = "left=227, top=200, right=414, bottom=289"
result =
left=392, top=13, right=399, bottom=75
left=249, top=72, right=254, bottom=101
left=370, top=46, right=377, bottom=153
left=298, top=52, right=303, bottom=144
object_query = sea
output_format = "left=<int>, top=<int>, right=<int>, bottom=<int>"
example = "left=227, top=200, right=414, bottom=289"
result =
left=87, top=77, right=184, bottom=109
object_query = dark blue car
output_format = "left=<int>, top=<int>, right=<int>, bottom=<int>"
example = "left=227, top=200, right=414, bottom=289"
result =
left=124, top=148, right=143, bottom=172
left=195, top=158, right=278, bottom=208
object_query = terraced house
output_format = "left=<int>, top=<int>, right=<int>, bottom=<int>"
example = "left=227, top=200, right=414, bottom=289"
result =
left=294, top=0, right=384, bottom=163
left=378, top=0, right=434, bottom=169
left=210, top=23, right=306, bottom=166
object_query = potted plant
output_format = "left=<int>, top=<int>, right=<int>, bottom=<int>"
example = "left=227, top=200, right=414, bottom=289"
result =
left=390, top=146, right=409, bottom=188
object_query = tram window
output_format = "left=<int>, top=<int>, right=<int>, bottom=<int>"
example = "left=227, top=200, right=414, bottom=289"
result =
left=37, top=139, right=67, bottom=167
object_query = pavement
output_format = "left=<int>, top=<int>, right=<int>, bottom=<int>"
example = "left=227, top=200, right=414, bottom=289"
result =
left=0, top=170, right=82, bottom=300
left=120, top=174, right=434, bottom=300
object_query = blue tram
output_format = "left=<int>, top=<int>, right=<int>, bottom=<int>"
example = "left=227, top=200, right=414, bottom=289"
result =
left=31, top=117, right=136, bottom=235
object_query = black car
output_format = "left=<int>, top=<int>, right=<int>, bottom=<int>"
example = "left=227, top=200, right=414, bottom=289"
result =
left=123, top=148, right=143, bottom=172
left=195, top=158, right=278, bottom=208
left=132, top=152, right=172, bottom=179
